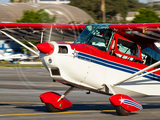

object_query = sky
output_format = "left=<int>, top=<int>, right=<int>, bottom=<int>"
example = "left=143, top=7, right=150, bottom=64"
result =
left=139, top=0, right=147, bottom=3
left=0, top=0, right=147, bottom=3
left=0, top=0, right=10, bottom=3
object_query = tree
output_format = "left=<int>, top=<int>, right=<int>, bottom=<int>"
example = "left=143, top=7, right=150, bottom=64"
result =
left=16, top=9, right=57, bottom=52
left=70, top=0, right=101, bottom=21
left=127, top=0, right=147, bottom=11
left=151, top=4, right=160, bottom=10
left=132, top=8, right=160, bottom=23
left=16, top=9, right=56, bottom=23
left=70, top=0, right=148, bottom=23
left=115, top=0, right=128, bottom=20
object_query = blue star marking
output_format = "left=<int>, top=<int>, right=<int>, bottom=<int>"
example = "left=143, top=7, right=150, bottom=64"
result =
left=72, top=49, right=79, bottom=58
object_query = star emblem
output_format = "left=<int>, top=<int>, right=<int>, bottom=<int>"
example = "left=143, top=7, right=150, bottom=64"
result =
left=119, top=97, right=124, bottom=104
left=72, top=49, right=79, bottom=58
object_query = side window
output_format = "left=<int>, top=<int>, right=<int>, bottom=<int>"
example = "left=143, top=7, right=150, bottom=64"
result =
left=117, top=38, right=140, bottom=58
left=110, top=38, right=142, bottom=62
left=140, top=44, right=160, bottom=67
left=109, top=38, right=160, bottom=67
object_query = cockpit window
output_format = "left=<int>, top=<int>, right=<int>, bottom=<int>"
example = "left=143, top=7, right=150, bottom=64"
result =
left=110, top=38, right=142, bottom=62
left=117, top=38, right=140, bottom=57
left=75, top=24, right=114, bottom=52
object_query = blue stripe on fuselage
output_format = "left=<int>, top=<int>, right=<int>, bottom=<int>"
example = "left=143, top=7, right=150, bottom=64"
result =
left=77, top=52, right=156, bottom=80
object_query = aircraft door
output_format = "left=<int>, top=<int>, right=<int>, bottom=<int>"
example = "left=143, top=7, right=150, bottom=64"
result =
left=79, top=27, right=114, bottom=89
left=108, top=35, right=156, bottom=82
left=81, top=55, right=107, bottom=89
left=81, top=29, right=113, bottom=89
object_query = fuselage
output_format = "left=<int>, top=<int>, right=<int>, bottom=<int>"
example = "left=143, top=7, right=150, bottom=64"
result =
left=38, top=24, right=160, bottom=97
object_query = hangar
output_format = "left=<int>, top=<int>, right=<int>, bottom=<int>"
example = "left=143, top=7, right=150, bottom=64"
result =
left=0, top=3, right=94, bottom=24
left=0, top=3, right=94, bottom=42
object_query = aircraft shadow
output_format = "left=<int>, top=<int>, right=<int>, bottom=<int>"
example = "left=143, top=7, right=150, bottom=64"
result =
left=142, top=103, right=160, bottom=109
left=65, top=104, right=115, bottom=111
left=14, top=104, right=127, bottom=116
left=15, top=103, right=160, bottom=116
left=16, top=104, right=115, bottom=112
left=0, top=103, right=10, bottom=106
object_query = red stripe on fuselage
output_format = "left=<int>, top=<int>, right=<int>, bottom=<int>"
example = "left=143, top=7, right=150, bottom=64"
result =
left=70, top=43, right=155, bottom=74
left=53, top=42, right=158, bottom=76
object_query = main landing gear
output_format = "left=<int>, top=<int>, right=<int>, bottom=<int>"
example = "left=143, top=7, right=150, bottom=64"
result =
left=45, top=103, right=60, bottom=112
left=40, top=88, right=142, bottom=116
left=109, top=94, right=143, bottom=116
left=40, top=86, right=74, bottom=112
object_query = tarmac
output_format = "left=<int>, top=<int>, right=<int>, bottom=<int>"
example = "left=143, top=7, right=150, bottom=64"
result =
left=0, top=67, right=160, bottom=120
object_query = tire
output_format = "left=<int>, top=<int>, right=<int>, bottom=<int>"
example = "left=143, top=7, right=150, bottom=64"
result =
left=115, top=106, right=131, bottom=116
left=45, top=103, right=60, bottom=112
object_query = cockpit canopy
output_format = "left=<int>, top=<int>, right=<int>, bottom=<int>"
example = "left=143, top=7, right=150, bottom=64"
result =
left=75, top=24, right=113, bottom=52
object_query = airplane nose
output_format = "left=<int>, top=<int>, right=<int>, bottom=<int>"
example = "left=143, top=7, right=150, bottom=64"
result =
left=36, top=42, right=54, bottom=55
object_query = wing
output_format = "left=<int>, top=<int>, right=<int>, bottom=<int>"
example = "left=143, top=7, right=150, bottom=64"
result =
left=0, top=23, right=86, bottom=42
left=109, top=23, right=160, bottom=43
left=0, top=23, right=86, bottom=31
left=0, top=23, right=86, bottom=55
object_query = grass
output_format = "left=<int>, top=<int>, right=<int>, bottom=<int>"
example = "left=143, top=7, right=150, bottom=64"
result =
left=0, top=63, right=44, bottom=67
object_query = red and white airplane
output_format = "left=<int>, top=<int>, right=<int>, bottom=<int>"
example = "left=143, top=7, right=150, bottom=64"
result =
left=0, top=23, right=160, bottom=116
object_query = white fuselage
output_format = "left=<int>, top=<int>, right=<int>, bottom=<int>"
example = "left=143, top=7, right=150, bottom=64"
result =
left=40, top=41, right=160, bottom=97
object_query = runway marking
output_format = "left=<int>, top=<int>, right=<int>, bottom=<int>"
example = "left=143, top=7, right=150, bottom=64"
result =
left=0, top=102, right=115, bottom=116
left=0, top=83, right=57, bottom=85
left=0, top=110, right=116, bottom=117
left=0, top=102, right=43, bottom=104
left=0, top=82, right=64, bottom=87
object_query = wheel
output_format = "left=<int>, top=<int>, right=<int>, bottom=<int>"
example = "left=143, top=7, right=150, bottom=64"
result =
left=45, top=103, right=60, bottom=112
left=115, top=106, right=131, bottom=116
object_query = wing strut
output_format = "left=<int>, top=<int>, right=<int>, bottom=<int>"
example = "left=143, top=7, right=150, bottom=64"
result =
left=41, top=31, right=44, bottom=43
left=113, top=60, right=160, bottom=86
left=0, top=30, right=39, bottom=56
left=132, top=67, right=160, bottom=80
left=48, top=26, right=52, bottom=42
left=21, top=36, right=38, bottom=50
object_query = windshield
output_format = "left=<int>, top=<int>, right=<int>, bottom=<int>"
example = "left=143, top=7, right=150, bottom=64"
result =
left=75, top=24, right=113, bottom=52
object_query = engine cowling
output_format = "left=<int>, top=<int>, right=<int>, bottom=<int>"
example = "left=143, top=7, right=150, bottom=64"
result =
left=37, top=42, right=54, bottom=55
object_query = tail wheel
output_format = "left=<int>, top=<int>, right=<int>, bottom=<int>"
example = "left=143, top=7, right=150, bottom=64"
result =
left=115, top=106, right=131, bottom=116
left=45, top=103, right=60, bottom=112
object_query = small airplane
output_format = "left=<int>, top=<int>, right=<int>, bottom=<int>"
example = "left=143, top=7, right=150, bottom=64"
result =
left=0, top=48, right=29, bottom=62
left=0, top=41, right=38, bottom=62
left=1, top=23, right=160, bottom=116
left=0, top=41, right=31, bottom=62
